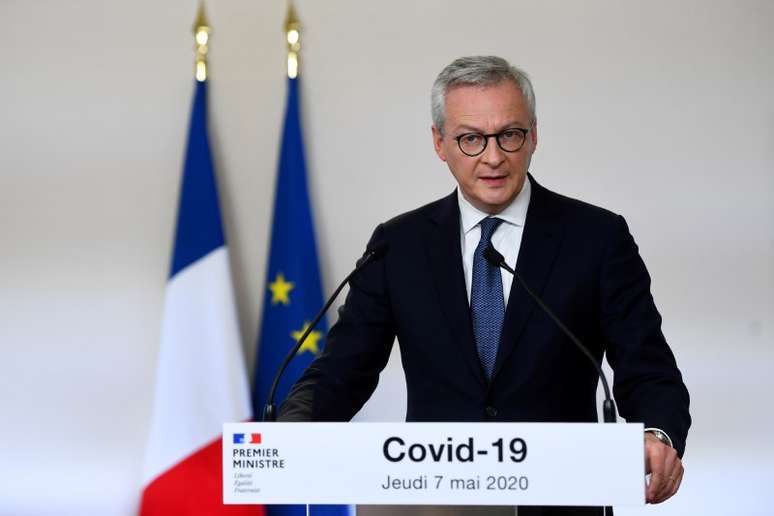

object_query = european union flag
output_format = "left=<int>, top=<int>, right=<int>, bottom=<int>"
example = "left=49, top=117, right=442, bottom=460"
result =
left=253, top=77, right=354, bottom=516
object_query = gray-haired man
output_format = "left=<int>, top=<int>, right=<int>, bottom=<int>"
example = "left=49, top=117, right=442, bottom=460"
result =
left=281, top=56, right=691, bottom=515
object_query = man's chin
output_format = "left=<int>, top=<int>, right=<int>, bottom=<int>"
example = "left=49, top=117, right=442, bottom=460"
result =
left=477, top=197, right=512, bottom=215
left=479, top=190, right=520, bottom=212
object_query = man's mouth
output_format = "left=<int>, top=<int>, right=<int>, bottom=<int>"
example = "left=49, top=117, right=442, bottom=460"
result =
left=480, top=175, right=507, bottom=183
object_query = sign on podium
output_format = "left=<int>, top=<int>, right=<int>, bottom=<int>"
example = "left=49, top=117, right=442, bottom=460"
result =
left=223, top=422, right=644, bottom=507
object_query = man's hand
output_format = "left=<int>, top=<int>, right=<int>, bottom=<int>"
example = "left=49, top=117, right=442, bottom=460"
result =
left=645, top=432, right=684, bottom=503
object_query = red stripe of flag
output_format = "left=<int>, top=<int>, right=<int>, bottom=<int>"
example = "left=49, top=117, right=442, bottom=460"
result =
left=140, top=436, right=265, bottom=516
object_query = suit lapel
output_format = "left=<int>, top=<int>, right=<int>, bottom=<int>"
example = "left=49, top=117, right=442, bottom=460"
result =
left=492, top=177, right=565, bottom=380
left=425, top=191, right=488, bottom=388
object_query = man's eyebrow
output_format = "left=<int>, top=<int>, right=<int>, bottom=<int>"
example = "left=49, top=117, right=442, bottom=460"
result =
left=451, top=121, right=527, bottom=134
left=453, top=124, right=485, bottom=133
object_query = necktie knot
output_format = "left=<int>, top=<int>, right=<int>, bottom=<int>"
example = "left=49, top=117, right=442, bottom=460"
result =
left=479, top=217, right=503, bottom=243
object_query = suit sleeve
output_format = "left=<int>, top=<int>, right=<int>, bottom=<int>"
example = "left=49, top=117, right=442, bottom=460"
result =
left=278, top=224, right=396, bottom=421
left=600, top=215, right=691, bottom=456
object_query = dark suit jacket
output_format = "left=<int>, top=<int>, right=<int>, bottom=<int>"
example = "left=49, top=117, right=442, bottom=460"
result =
left=280, top=175, right=690, bottom=458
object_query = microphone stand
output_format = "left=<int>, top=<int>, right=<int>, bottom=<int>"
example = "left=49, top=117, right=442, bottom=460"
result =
left=262, top=243, right=388, bottom=422
left=484, top=245, right=616, bottom=516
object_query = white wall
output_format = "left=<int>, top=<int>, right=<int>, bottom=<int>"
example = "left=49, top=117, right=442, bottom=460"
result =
left=1, top=0, right=772, bottom=515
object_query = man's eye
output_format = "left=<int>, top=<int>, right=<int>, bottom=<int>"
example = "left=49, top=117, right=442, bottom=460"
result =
left=462, top=134, right=482, bottom=144
left=501, top=130, right=520, bottom=140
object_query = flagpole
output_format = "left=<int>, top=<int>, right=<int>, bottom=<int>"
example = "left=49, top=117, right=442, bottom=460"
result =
left=194, top=2, right=211, bottom=81
left=288, top=3, right=308, bottom=515
left=285, top=2, right=301, bottom=79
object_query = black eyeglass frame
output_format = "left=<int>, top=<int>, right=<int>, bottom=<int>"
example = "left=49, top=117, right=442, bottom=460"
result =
left=454, top=127, right=530, bottom=157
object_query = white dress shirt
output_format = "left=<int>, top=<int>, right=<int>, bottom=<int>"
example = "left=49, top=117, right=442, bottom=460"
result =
left=458, top=176, right=531, bottom=306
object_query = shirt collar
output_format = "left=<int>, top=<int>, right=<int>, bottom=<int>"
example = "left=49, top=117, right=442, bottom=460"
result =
left=457, top=175, right=532, bottom=234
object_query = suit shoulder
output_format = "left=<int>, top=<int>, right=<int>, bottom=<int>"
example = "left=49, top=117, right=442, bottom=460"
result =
left=539, top=182, right=623, bottom=229
left=378, top=193, right=454, bottom=234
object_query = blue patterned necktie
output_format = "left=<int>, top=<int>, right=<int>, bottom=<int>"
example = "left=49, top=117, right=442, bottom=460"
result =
left=471, top=217, right=505, bottom=379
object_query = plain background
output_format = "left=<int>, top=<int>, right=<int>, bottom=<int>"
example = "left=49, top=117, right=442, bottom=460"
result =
left=1, top=0, right=772, bottom=515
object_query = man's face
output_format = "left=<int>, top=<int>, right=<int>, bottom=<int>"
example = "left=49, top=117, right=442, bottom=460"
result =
left=432, top=81, right=537, bottom=214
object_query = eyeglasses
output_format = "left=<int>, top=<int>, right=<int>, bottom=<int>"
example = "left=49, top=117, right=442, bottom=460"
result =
left=454, top=128, right=530, bottom=157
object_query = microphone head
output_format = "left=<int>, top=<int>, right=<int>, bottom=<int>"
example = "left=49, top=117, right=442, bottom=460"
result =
left=356, top=241, right=390, bottom=268
left=367, top=241, right=389, bottom=260
left=483, top=245, right=504, bottom=267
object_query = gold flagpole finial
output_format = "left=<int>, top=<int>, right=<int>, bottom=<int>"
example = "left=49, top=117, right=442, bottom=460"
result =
left=193, top=3, right=211, bottom=82
left=284, top=2, right=301, bottom=79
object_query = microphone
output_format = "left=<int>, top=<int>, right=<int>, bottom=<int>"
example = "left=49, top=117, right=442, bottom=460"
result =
left=356, top=240, right=389, bottom=267
left=483, top=246, right=618, bottom=423
left=262, top=241, right=389, bottom=422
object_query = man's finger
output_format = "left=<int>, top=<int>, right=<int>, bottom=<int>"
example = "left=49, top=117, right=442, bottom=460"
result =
left=654, top=472, right=676, bottom=503
left=644, top=445, right=652, bottom=474
left=655, top=449, right=679, bottom=501
left=647, top=471, right=664, bottom=503
left=653, top=456, right=683, bottom=503
left=644, top=442, right=665, bottom=502
left=666, top=462, right=685, bottom=501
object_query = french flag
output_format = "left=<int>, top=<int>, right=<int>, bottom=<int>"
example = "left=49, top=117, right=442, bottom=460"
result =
left=234, top=434, right=262, bottom=445
left=139, top=79, right=263, bottom=516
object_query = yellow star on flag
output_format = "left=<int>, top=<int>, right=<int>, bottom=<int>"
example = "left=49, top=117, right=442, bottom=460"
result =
left=268, top=272, right=294, bottom=305
left=291, top=322, right=322, bottom=355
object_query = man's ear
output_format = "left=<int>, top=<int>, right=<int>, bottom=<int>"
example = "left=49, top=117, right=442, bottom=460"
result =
left=529, top=120, right=538, bottom=152
left=432, top=125, right=447, bottom=162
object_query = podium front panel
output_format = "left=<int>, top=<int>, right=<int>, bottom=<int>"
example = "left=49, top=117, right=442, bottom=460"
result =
left=223, top=422, right=644, bottom=506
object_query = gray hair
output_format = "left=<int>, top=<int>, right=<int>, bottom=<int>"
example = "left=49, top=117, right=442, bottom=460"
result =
left=431, top=56, right=536, bottom=134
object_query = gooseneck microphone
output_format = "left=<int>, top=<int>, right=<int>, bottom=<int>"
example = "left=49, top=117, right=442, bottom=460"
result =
left=483, top=245, right=618, bottom=423
left=262, top=241, right=389, bottom=422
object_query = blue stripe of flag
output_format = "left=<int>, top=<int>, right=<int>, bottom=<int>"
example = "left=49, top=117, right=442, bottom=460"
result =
left=169, top=80, right=225, bottom=279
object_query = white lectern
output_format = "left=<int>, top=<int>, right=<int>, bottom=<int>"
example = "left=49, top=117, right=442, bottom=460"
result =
left=223, top=422, right=644, bottom=507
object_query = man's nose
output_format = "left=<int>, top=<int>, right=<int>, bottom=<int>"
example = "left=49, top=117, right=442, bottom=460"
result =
left=481, top=135, right=506, bottom=167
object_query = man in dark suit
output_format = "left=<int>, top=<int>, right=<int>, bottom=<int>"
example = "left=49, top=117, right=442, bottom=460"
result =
left=280, top=56, right=690, bottom=513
